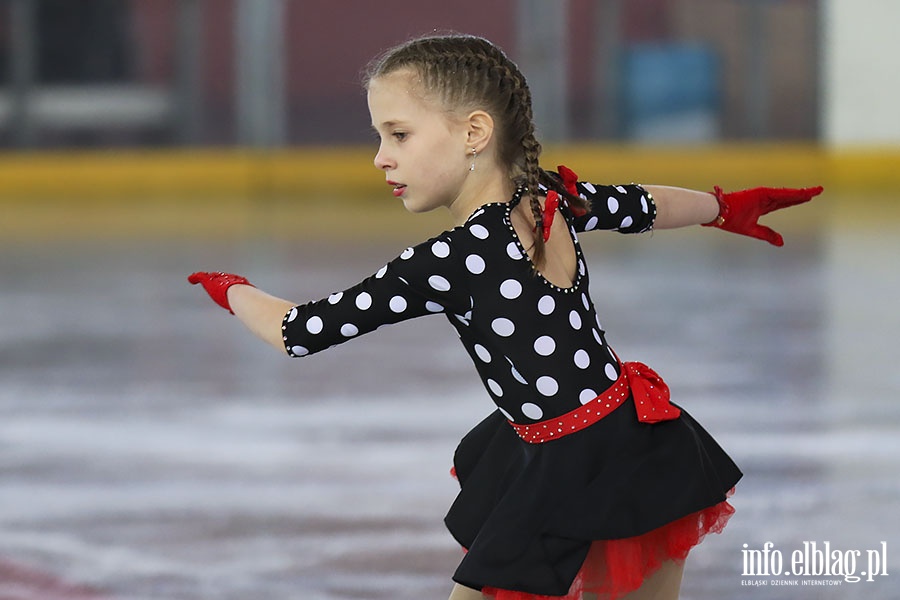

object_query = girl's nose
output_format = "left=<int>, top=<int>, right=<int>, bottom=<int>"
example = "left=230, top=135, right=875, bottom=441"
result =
left=373, top=145, right=394, bottom=171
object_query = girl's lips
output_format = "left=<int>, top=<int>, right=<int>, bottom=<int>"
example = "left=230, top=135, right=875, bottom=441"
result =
left=387, top=180, right=406, bottom=197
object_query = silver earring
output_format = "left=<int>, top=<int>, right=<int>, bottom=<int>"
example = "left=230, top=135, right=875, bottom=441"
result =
left=469, top=148, right=477, bottom=172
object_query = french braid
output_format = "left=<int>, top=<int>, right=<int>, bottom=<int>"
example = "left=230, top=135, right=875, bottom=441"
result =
left=365, top=34, right=589, bottom=269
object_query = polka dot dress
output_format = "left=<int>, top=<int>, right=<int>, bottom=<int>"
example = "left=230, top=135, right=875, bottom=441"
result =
left=281, top=178, right=742, bottom=599
left=282, top=181, right=656, bottom=425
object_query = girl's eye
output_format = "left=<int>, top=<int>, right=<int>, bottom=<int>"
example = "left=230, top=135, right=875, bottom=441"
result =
left=392, top=131, right=408, bottom=142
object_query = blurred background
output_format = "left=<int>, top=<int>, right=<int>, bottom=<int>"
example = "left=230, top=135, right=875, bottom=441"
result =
left=1, top=1, right=898, bottom=599
left=0, top=0, right=821, bottom=148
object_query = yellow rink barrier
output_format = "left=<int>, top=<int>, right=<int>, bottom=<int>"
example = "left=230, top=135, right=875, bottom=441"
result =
left=0, top=144, right=897, bottom=239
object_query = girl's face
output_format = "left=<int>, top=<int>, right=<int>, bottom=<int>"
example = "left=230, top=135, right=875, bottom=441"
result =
left=367, top=70, right=472, bottom=215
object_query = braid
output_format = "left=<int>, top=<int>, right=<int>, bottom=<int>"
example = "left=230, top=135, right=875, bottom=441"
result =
left=365, top=34, right=590, bottom=269
left=522, top=131, right=547, bottom=267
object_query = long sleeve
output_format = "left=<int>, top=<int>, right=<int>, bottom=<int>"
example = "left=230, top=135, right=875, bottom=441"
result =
left=566, top=182, right=657, bottom=234
left=281, top=234, right=472, bottom=357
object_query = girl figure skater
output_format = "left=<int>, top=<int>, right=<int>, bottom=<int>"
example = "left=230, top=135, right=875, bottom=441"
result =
left=189, top=34, right=821, bottom=600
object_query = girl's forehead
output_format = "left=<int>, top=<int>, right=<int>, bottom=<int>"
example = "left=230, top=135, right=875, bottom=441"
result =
left=369, top=69, right=426, bottom=100
left=368, top=71, right=441, bottom=118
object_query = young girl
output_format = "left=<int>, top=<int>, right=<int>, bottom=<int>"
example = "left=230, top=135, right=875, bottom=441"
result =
left=189, top=34, right=821, bottom=600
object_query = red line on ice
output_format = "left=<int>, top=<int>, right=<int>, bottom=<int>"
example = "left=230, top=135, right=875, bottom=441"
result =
left=0, top=558, right=111, bottom=600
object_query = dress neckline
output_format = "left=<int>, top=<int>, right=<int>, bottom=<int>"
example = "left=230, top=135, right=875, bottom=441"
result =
left=502, top=195, right=585, bottom=294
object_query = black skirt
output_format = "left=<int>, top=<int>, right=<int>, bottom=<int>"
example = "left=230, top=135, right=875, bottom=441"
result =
left=444, top=396, right=742, bottom=596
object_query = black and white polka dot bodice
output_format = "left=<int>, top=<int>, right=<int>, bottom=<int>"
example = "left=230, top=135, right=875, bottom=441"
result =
left=282, top=181, right=656, bottom=424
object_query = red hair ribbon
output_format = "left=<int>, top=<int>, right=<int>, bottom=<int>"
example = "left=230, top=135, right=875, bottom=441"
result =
left=540, top=165, right=586, bottom=242
left=541, top=190, right=560, bottom=242
left=558, top=164, right=587, bottom=217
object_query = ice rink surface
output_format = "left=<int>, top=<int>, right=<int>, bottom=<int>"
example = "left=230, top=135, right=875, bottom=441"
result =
left=1, top=195, right=898, bottom=599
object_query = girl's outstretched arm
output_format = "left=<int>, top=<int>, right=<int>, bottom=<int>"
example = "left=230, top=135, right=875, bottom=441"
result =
left=187, top=272, right=293, bottom=353
left=227, top=284, right=295, bottom=353
left=558, top=167, right=819, bottom=245
left=189, top=231, right=473, bottom=359
left=645, top=184, right=823, bottom=246
left=643, top=186, right=719, bottom=230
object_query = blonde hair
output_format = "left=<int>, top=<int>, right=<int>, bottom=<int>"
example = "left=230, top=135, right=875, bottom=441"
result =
left=365, top=34, right=588, bottom=267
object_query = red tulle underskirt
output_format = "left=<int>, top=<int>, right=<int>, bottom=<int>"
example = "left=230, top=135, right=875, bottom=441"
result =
left=482, top=493, right=735, bottom=600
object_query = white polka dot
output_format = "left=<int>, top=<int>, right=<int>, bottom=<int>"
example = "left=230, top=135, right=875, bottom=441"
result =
left=593, top=329, right=603, bottom=344
left=290, top=345, right=309, bottom=357
left=375, top=265, right=388, bottom=278
left=585, top=216, right=599, bottom=231
left=581, top=294, right=590, bottom=310
left=536, top=376, right=559, bottom=396
left=306, top=316, right=324, bottom=334
left=506, top=242, right=523, bottom=260
left=491, top=318, right=515, bottom=337
left=328, top=292, right=343, bottom=305
left=615, top=185, right=627, bottom=194
left=578, top=260, right=586, bottom=276
left=431, top=240, right=450, bottom=258
left=641, top=196, right=649, bottom=213
left=499, top=279, right=522, bottom=299
left=538, top=295, right=555, bottom=315
left=574, top=349, right=590, bottom=369
left=474, top=344, right=491, bottom=363
left=341, top=323, right=359, bottom=337
left=487, top=379, right=503, bottom=397
left=620, top=216, right=633, bottom=229
left=469, top=224, right=489, bottom=239
left=286, top=307, right=298, bottom=322
left=580, top=389, right=597, bottom=405
left=499, top=407, right=515, bottom=421
left=389, top=296, right=407, bottom=313
left=425, top=301, right=443, bottom=312
left=569, top=310, right=582, bottom=330
left=400, top=247, right=415, bottom=260
left=583, top=182, right=597, bottom=194
left=605, top=363, right=618, bottom=380
left=521, top=402, right=544, bottom=420
left=533, top=336, right=556, bottom=356
left=465, top=254, right=486, bottom=274
left=607, top=196, right=619, bottom=213
left=355, top=292, right=372, bottom=310
left=428, top=275, right=451, bottom=292
left=454, top=314, right=469, bottom=326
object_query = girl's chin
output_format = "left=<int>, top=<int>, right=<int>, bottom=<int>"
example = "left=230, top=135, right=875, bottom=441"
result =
left=402, top=201, right=438, bottom=215
left=400, top=196, right=426, bottom=213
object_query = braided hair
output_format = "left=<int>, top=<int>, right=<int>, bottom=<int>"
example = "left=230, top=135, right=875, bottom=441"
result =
left=364, top=34, right=589, bottom=268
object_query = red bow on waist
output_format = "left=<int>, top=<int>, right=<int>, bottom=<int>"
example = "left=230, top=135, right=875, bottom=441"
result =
left=623, top=361, right=681, bottom=424
left=507, top=358, right=681, bottom=443
left=540, top=165, right=587, bottom=242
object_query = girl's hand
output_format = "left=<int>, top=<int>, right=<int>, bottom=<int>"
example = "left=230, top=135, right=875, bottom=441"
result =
left=703, top=186, right=823, bottom=246
left=187, top=271, right=254, bottom=314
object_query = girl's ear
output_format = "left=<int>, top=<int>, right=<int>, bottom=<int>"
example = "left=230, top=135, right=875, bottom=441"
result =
left=465, top=110, right=494, bottom=153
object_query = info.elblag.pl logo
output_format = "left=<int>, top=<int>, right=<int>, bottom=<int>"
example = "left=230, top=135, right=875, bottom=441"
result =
left=741, top=541, right=889, bottom=588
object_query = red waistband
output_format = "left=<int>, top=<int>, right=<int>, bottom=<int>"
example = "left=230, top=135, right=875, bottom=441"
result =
left=508, top=361, right=681, bottom=443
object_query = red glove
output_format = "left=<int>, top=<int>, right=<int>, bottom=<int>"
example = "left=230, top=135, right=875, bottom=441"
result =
left=702, top=185, right=823, bottom=246
left=187, top=271, right=254, bottom=314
